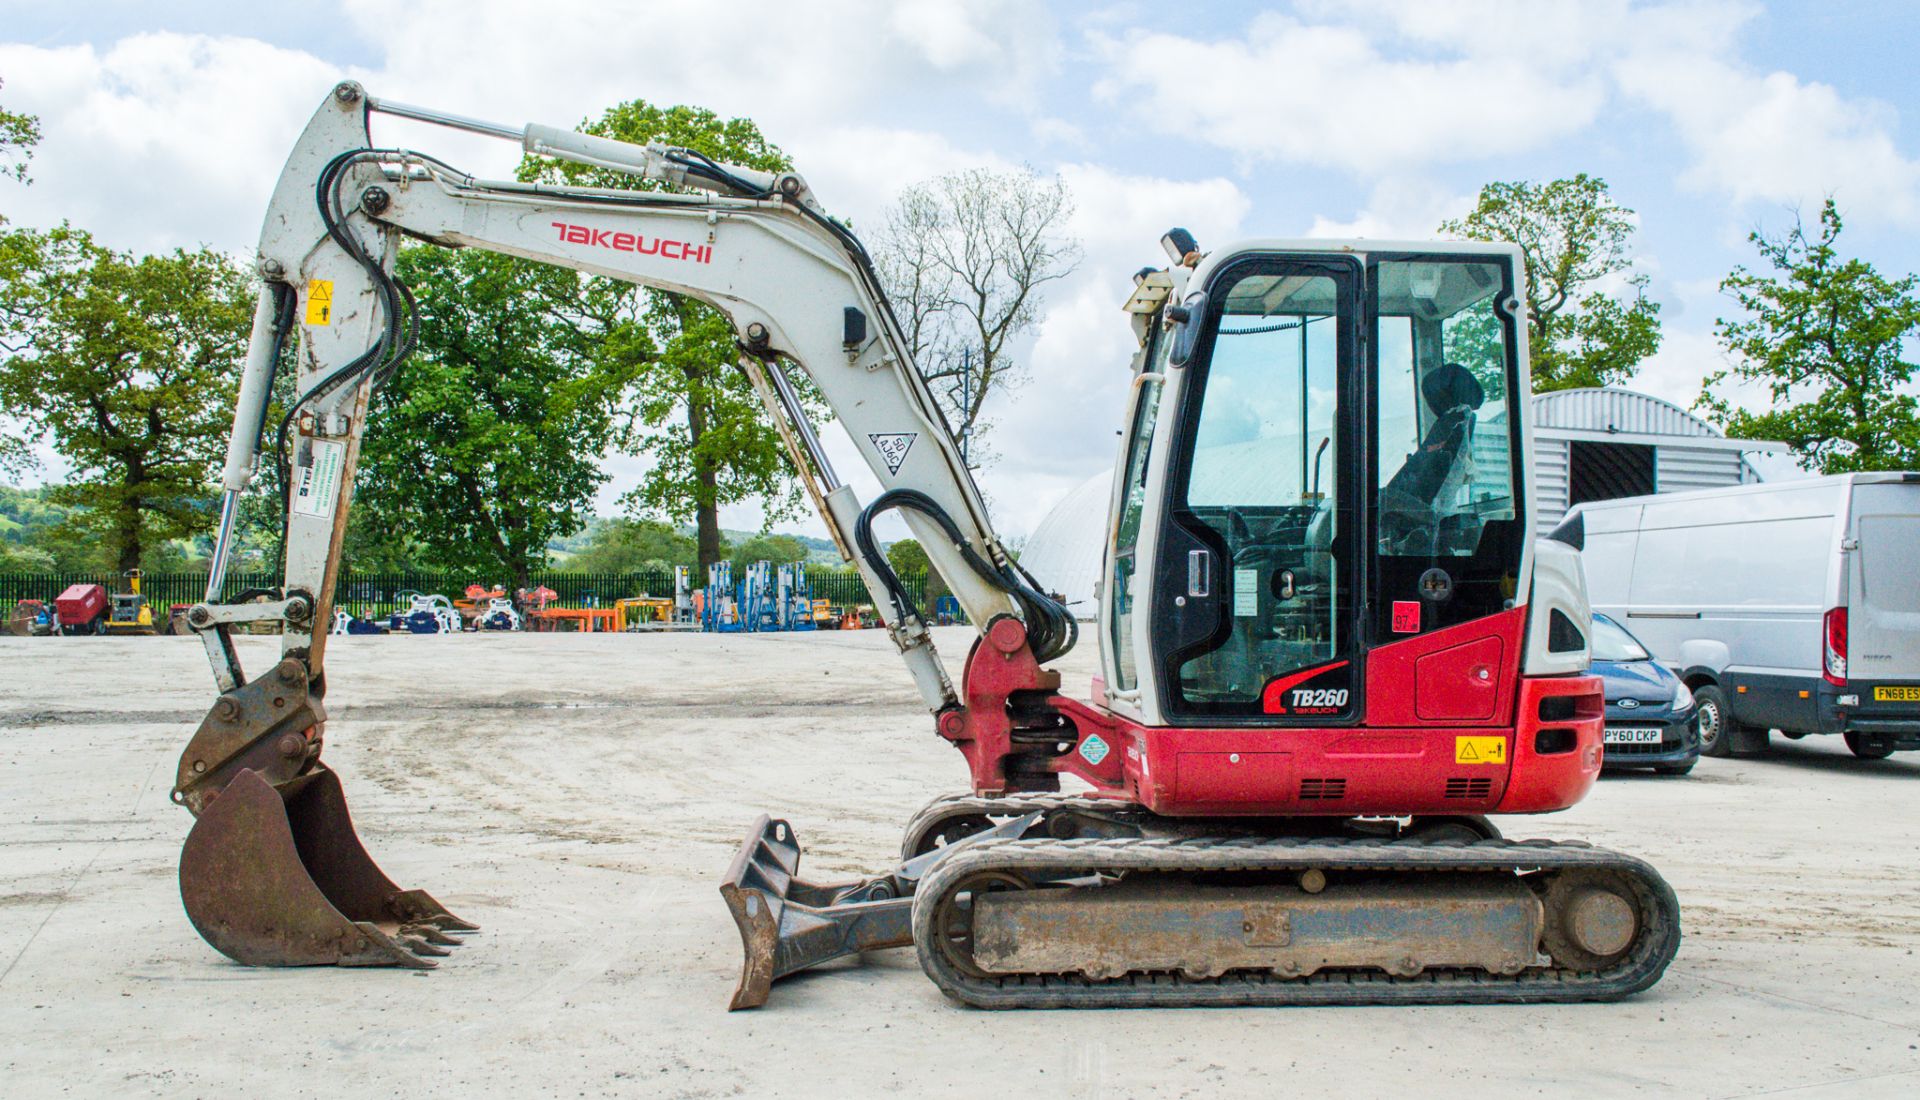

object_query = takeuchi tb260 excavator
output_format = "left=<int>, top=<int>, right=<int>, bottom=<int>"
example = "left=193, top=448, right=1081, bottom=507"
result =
left=173, top=84, right=1679, bottom=1009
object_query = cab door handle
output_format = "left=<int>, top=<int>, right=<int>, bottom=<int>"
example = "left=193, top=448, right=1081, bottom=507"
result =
left=1187, top=549, right=1211, bottom=597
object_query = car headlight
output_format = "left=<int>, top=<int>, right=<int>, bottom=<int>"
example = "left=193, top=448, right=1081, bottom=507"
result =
left=1671, top=679, right=1694, bottom=710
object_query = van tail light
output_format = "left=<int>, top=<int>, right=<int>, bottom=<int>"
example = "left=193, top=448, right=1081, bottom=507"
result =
left=1823, top=607, right=1848, bottom=686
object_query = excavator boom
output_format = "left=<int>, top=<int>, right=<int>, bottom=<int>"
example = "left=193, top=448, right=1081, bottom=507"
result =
left=174, top=82, right=1070, bottom=972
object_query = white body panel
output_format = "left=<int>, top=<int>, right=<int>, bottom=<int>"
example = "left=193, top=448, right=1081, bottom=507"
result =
left=1573, top=472, right=1920, bottom=688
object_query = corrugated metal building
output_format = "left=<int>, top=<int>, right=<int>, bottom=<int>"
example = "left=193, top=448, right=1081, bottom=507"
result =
left=1020, top=388, right=1792, bottom=616
left=1527, top=387, right=1789, bottom=532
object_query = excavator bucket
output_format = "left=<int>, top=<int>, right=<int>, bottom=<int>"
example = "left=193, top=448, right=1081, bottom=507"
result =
left=720, top=811, right=1040, bottom=1009
left=174, top=658, right=474, bottom=968
left=180, top=768, right=475, bottom=967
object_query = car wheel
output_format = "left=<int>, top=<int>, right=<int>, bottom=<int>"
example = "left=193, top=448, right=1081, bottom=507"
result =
left=1844, top=732, right=1896, bottom=760
left=1654, top=759, right=1696, bottom=776
left=1694, top=684, right=1734, bottom=758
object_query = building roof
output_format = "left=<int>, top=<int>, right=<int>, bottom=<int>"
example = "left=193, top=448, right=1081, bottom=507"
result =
left=1533, top=386, right=1723, bottom=438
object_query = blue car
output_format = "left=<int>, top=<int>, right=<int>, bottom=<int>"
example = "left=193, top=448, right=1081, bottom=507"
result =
left=1593, top=613, right=1701, bottom=775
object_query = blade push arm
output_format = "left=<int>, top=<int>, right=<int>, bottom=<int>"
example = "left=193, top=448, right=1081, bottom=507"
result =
left=197, top=82, right=1072, bottom=714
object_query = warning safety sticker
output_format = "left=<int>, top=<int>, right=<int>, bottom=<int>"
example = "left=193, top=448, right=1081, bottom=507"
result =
left=305, top=279, right=334, bottom=326
left=291, top=439, right=346, bottom=520
left=868, top=432, right=916, bottom=476
left=1454, top=736, right=1508, bottom=765
left=1078, top=733, right=1110, bottom=766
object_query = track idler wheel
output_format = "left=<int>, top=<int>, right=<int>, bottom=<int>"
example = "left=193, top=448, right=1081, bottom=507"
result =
left=1541, top=870, right=1642, bottom=971
left=179, top=766, right=474, bottom=968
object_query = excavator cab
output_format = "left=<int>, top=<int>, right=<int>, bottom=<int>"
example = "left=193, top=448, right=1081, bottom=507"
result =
left=1108, top=246, right=1528, bottom=734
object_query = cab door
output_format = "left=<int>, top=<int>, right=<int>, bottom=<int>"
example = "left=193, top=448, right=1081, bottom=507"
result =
left=1149, top=254, right=1364, bottom=724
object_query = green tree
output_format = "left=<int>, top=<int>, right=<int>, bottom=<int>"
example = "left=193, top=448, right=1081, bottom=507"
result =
left=1, top=76, right=42, bottom=480
left=0, top=76, right=38, bottom=185
left=354, top=246, right=646, bottom=590
left=883, top=536, right=947, bottom=603
left=885, top=537, right=930, bottom=577
left=1441, top=174, right=1662, bottom=392
left=523, top=100, right=823, bottom=573
left=0, top=540, right=53, bottom=572
left=1700, top=200, right=1920, bottom=473
left=730, top=533, right=807, bottom=571
left=565, top=517, right=696, bottom=573
left=0, top=227, right=253, bottom=571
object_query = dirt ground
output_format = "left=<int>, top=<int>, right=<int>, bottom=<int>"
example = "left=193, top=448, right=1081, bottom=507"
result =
left=2, top=628, right=1918, bottom=1098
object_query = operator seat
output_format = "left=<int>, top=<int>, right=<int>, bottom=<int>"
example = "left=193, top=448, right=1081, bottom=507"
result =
left=1378, top=363, right=1485, bottom=554
left=1384, top=362, right=1484, bottom=508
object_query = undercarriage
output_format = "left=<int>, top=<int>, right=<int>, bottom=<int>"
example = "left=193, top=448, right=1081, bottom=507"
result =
left=723, top=792, right=1681, bottom=1009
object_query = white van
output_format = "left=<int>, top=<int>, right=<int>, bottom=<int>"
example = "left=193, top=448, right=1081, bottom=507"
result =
left=1559, top=473, right=1920, bottom=759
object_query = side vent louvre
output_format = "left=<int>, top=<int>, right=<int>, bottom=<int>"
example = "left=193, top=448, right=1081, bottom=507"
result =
left=1299, top=777, right=1347, bottom=801
left=1444, top=777, right=1493, bottom=800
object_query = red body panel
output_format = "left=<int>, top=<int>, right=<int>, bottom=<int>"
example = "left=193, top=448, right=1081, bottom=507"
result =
left=1366, top=607, right=1524, bottom=728
left=942, top=611, right=1604, bottom=819
left=55, top=583, right=106, bottom=624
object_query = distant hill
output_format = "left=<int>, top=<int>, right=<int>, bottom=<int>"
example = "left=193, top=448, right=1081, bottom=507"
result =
left=0, top=485, right=67, bottom=542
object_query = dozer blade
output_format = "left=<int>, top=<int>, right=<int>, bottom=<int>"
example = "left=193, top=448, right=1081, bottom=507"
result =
left=720, top=811, right=1039, bottom=1009
left=180, top=766, right=475, bottom=968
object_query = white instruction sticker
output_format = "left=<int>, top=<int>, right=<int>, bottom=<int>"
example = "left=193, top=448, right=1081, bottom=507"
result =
left=1233, top=568, right=1259, bottom=617
left=292, top=439, right=346, bottom=519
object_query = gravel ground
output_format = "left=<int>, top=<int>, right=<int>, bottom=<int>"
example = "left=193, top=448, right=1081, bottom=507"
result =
left=2, top=629, right=1918, bottom=1098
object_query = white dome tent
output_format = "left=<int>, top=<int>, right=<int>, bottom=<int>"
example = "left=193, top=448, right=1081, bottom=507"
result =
left=1015, top=471, right=1112, bottom=621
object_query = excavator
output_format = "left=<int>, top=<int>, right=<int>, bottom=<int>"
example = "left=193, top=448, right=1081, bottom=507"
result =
left=172, top=83, right=1679, bottom=1009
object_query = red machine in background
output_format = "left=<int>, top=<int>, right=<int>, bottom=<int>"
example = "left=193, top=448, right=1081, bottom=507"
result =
left=54, top=584, right=107, bottom=636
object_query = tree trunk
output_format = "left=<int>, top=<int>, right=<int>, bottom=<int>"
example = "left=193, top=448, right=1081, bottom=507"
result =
left=117, top=508, right=142, bottom=575
left=117, top=473, right=143, bottom=573
left=685, top=375, right=724, bottom=575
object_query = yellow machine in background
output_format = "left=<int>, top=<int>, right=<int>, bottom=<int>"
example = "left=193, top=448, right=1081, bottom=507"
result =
left=615, top=595, right=675, bottom=629
left=104, top=570, right=156, bottom=635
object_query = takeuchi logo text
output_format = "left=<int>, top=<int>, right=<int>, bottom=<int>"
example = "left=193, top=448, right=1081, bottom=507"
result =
left=551, top=221, right=713, bottom=264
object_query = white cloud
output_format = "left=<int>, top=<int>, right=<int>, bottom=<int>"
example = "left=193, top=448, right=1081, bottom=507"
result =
left=1615, top=56, right=1920, bottom=224
left=986, top=164, right=1249, bottom=534
left=0, top=34, right=353, bottom=254
left=1091, top=12, right=1606, bottom=174
left=1092, top=1, right=1920, bottom=224
left=1306, top=177, right=1477, bottom=240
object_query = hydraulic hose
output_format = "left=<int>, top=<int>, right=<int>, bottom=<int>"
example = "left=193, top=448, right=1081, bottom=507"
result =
left=854, top=488, right=1077, bottom=664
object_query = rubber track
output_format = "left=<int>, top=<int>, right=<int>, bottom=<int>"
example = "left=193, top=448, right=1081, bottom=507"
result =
left=910, top=834, right=1681, bottom=1008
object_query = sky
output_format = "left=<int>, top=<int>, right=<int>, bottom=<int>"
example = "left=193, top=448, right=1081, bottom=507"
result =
left=3, top=0, right=1917, bottom=542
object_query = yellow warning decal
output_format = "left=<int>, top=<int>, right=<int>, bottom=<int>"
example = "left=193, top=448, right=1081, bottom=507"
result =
left=1454, top=736, right=1508, bottom=765
left=305, top=279, right=334, bottom=325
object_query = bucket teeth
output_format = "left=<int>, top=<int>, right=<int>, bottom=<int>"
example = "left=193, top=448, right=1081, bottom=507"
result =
left=389, top=889, right=479, bottom=932
left=401, top=923, right=464, bottom=946
left=398, top=935, right=453, bottom=958
left=178, top=766, right=476, bottom=969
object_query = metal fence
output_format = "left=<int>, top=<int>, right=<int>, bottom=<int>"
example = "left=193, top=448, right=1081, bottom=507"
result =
left=0, top=568, right=928, bottom=619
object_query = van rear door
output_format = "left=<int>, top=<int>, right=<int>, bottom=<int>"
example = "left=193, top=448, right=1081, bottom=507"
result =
left=1848, top=477, right=1920, bottom=698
